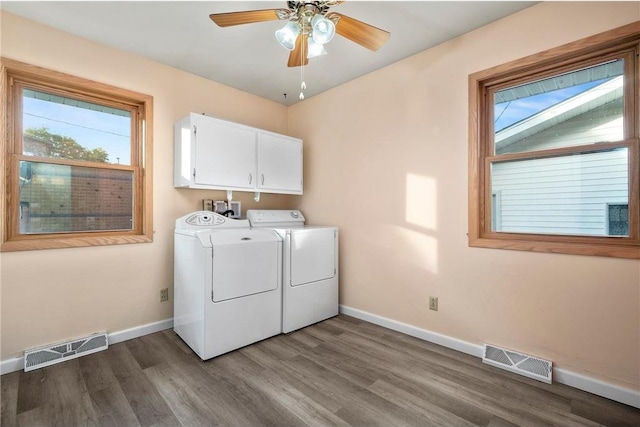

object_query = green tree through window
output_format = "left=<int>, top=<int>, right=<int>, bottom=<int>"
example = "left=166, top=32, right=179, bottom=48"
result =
left=24, top=127, right=109, bottom=163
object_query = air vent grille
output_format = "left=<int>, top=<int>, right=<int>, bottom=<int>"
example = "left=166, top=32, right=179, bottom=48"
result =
left=483, top=344, right=552, bottom=384
left=24, top=332, right=108, bottom=372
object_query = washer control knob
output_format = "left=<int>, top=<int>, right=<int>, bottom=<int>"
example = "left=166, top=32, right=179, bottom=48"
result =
left=290, top=211, right=299, bottom=218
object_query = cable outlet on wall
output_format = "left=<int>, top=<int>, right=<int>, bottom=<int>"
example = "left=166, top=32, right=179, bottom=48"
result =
left=203, top=199, right=213, bottom=211
left=429, top=296, right=438, bottom=311
left=160, top=288, right=169, bottom=302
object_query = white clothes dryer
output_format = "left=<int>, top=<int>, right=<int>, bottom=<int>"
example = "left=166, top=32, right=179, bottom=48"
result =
left=174, top=211, right=282, bottom=360
left=247, top=210, right=338, bottom=333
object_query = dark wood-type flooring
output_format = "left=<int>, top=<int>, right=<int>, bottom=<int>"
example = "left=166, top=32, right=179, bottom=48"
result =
left=2, top=314, right=639, bottom=426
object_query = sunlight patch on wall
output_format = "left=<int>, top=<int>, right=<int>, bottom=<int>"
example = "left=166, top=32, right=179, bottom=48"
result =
left=406, top=174, right=437, bottom=230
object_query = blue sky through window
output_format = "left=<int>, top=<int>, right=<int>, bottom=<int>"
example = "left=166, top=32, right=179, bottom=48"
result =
left=494, top=79, right=606, bottom=132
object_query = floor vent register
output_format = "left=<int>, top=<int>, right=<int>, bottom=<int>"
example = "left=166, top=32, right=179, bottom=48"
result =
left=483, top=343, right=552, bottom=384
left=24, top=332, right=108, bottom=372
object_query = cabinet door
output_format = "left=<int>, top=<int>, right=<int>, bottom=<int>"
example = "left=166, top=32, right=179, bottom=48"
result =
left=257, top=132, right=303, bottom=194
left=194, top=117, right=256, bottom=189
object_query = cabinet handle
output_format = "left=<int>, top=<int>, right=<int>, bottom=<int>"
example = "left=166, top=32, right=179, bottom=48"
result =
left=248, top=173, right=252, bottom=184
left=261, top=174, right=265, bottom=185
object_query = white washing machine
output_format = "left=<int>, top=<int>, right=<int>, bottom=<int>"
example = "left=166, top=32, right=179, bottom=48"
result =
left=174, top=211, right=282, bottom=360
left=247, top=210, right=338, bottom=333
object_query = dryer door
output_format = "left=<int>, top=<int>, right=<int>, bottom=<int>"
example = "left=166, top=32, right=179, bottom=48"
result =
left=290, top=227, right=336, bottom=287
left=210, top=230, right=279, bottom=302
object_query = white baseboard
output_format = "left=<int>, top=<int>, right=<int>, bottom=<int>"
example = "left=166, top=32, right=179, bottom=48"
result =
left=339, top=304, right=640, bottom=409
left=0, top=357, right=23, bottom=375
left=339, top=305, right=485, bottom=358
left=1, top=318, right=173, bottom=375
left=108, top=318, right=174, bottom=345
left=553, top=367, right=640, bottom=409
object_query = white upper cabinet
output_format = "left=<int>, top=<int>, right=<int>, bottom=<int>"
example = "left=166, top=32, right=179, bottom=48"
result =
left=174, top=113, right=303, bottom=195
left=194, top=117, right=256, bottom=190
left=257, top=131, right=303, bottom=194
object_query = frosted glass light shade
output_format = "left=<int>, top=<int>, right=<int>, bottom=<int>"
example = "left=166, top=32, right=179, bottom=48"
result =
left=307, top=37, right=327, bottom=58
left=311, top=14, right=335, bottom=44
left=275, top=21, right=301, bottom=50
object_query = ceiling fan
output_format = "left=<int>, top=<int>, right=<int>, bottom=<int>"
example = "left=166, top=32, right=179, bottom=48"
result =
left=209, top=1, right=391, bottom=68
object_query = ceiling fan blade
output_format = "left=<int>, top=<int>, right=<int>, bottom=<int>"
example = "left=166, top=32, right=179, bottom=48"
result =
left=209, top=9, right=286, bottom=27
left=288, top=33, right=309, bottom=68
left=327, top=12, right=390, bottom=51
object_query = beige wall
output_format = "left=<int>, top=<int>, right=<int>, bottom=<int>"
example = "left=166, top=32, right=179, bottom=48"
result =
left=288, top=2, right=640, bottom=391
left=0, top=11, right=297, bottom=359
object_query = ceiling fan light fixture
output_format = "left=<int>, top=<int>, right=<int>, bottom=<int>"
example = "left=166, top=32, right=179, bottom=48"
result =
left=275, top=21, right=301, bottom=50
left=311, top=14, right=335, bottom=45
left=307, top=37, right=327, bottom=59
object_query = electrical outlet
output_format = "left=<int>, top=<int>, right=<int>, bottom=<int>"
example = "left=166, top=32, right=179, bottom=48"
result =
left=429, top=296, right=438, bottom=311
left=160, top=288, right=169, bottom=302
left=203, top=199, right=213, bottom=211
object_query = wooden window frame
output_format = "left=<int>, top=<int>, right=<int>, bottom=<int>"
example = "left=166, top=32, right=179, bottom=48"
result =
left=468, top=22, right=640, bottom=259
left=1, top=58, right=153, bottom=251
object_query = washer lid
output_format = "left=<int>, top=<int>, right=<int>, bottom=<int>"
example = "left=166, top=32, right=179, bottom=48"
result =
left=175, top=211, right=250, bottom=230
left=247, top=210, right=305, bottom=228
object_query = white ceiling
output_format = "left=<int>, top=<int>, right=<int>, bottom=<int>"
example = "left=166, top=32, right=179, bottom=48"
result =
left=1, top=1, right=537, bottom=106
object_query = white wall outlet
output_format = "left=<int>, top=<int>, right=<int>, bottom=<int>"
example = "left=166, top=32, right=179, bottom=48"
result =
left=160, top=288, right=169, bottom=302
left=203, top=199, right=213, bottom=211
left=429, top=296, right=438, bottom=311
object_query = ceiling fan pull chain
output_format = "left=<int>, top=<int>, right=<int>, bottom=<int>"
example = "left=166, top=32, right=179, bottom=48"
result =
left=299, top=43, right=306, bottom=100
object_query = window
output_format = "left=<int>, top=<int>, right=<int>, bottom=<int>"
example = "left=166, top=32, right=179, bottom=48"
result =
left=1, top=58, right=153, bottom=251
left=468, top=23, right=639, bottom=259
left=607, top=204, right=629, bottom=236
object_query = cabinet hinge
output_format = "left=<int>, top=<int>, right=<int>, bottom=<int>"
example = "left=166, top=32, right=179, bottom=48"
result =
left=193, top=125, right=197, bottom=134
left=193, top=168, right=196, bottom=178
left=211, top=290, right=214, bottom=301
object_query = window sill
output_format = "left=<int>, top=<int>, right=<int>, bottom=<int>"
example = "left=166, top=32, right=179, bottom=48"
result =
left=1, top=233, right=153, bottom=252
left=469, top=235, right=640, bottom=259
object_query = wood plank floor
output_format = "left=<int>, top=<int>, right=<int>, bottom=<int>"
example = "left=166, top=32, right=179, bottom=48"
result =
left=2, top=314, right=639, bottom=426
